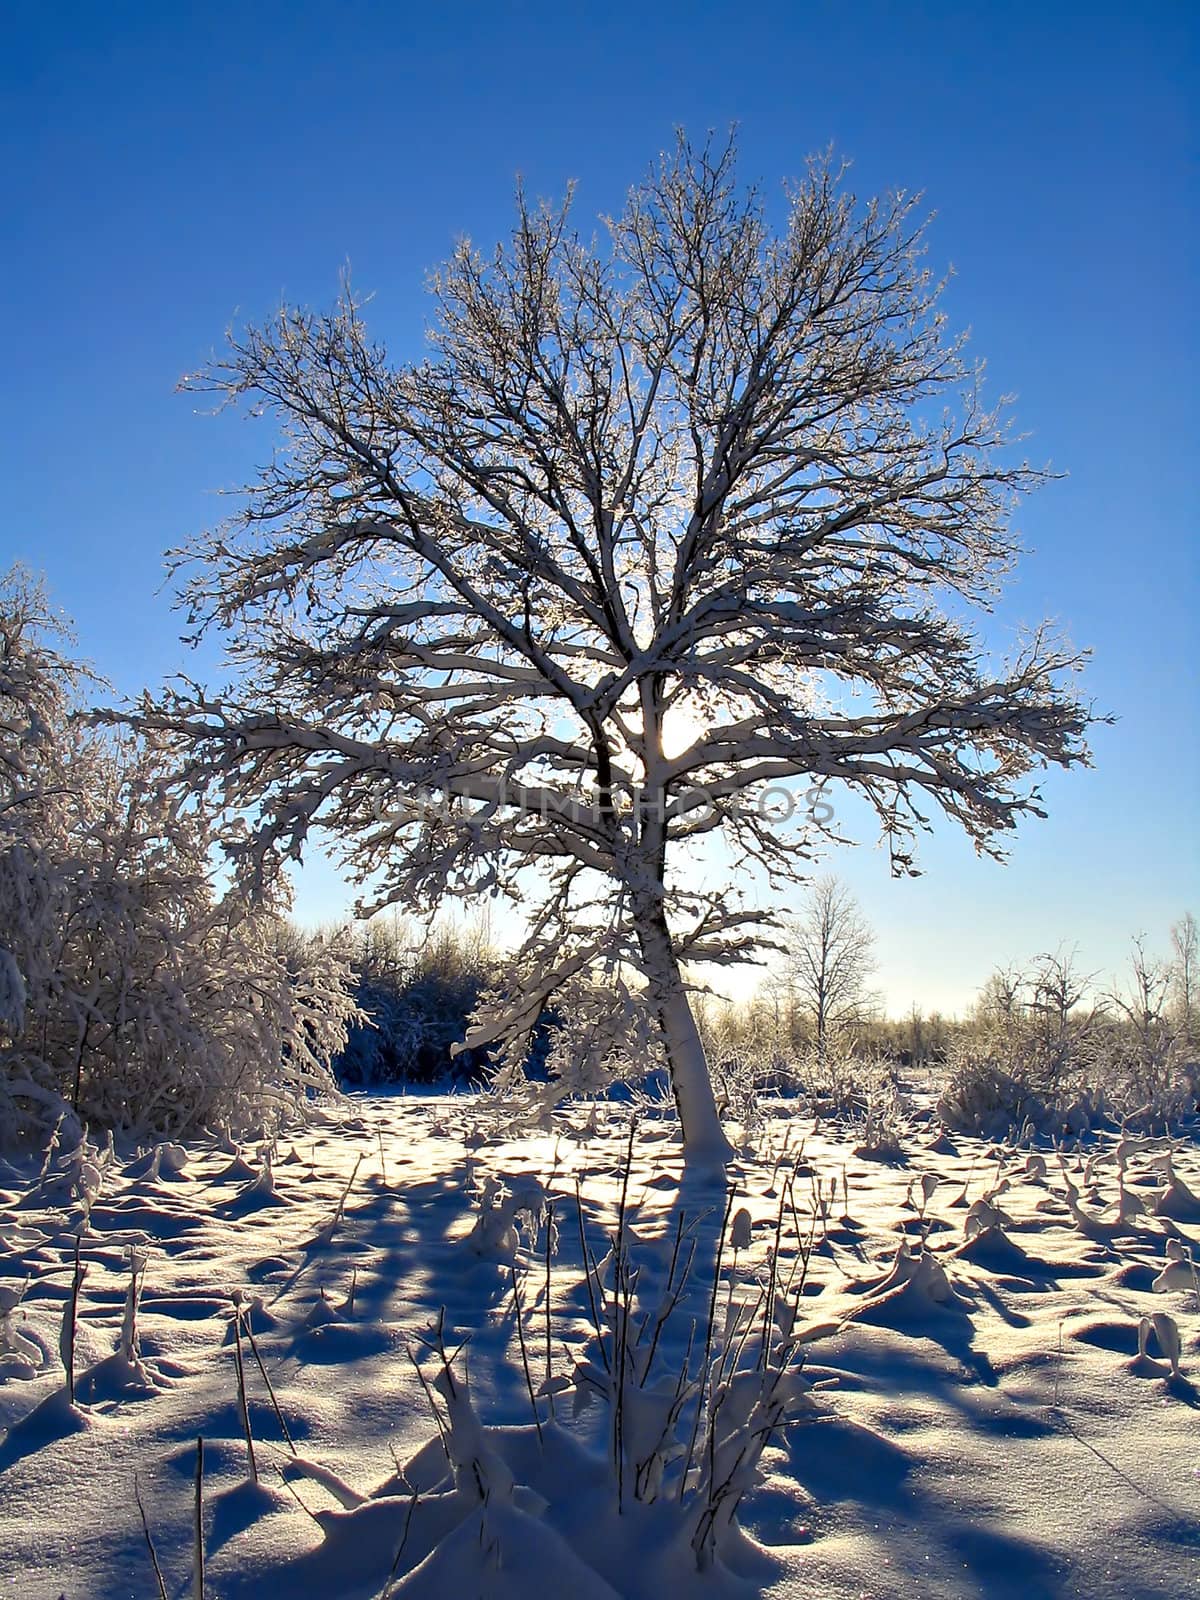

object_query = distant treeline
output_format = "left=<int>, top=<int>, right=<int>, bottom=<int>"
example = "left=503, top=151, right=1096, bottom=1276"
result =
left=333, top=910, right=1199, bottom=1138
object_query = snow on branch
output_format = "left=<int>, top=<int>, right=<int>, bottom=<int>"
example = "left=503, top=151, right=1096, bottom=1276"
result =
left=124, top=134, right=1099, bottom=1142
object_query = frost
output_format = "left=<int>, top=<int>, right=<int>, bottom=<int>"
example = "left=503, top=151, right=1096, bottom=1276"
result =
left=125, top=139, right=1095, bottom=1158
left=0, top=568, right=358, bottom=1144
left=0, top=949, right=25, bottom=1039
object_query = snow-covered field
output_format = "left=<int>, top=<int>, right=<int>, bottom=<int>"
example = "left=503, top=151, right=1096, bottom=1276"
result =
left=1, top=1095, right=1198, bottom=1599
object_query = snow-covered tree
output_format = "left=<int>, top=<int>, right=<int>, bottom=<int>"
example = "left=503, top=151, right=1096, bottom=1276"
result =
left=1107, top=936, right=1176, bottom=1105
left=777, top=876, right=877, bottom=1060
left=0, top=565, right=73, bottom=814
left=0, top=567, right=354, bottom=1143
left=135, top=136, right=1096, bottom=1162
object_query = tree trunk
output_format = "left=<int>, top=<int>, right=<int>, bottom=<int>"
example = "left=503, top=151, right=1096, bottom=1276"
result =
left=635, top=905, right=733, bottom=1166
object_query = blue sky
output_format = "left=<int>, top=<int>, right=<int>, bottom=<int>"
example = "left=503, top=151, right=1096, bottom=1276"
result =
left=2, top=1, right=1196, bottom=1013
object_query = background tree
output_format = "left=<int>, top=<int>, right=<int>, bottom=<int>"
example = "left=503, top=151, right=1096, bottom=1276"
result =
left=1169, top=912, right=1198, bottom=1048
left=975, top=965, right=1025, bottom=1030
left=891, top=1003, right=951, bottom=1070
left=338, top=914, right=497, bottom=1087
left=777, top=876, right=878, bottom=1061
left=135, top=135, right=1096, bottom=1162
left=1025, top=947, right=1101, bottom=1102
left=1107, top=935, right=1175, bottom=1106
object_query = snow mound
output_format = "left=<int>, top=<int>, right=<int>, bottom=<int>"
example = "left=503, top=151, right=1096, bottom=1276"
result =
left=394, top=1499, right=623, bottom=1599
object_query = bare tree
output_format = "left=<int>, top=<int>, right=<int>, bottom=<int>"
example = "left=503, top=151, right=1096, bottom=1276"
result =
left=975, top=965, right=1025, bottom=1030
left=1027, top=948, right=1094, bottom=1037
left=1026, top=947, right=1102, bottom=1100
left=1170, top=912, right=1198, bottom=1047
left=778, top=877, right=877, bottom=1060
left=1108, top=935, right=1175, bottom=1104
left=898, top=1003, right=950, bottom=1069
left=133, top=135, right=1097, bottom=1162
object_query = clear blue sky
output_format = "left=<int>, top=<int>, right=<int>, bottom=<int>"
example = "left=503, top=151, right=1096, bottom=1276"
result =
left=2, top=0, right=1196, bottom=1014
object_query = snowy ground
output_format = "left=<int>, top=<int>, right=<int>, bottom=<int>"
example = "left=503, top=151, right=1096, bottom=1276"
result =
left=1, top=1093, right=1198, bottom=1599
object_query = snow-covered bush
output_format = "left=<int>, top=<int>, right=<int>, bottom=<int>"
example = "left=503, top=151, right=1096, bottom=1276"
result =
left=707, top=1047, right=778, bottom=1147
left=938, top=950, right=1197, bottom=1138
left=1099, top=937, right=1197, bottom=1125
left=695, top=994, right=909, bottom=1146
left=793, top=1041, right=905, bottom=1126
left=937, top=1049, right=1053, bottom=1139
left=0, top=567, right=356, bottom=1143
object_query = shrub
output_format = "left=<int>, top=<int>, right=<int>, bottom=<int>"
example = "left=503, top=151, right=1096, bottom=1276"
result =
left=0, top=568, right=355, bottom=1144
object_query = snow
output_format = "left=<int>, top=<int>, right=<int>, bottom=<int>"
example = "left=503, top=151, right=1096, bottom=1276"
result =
left=0, top=1096, right=1197, bottom=1598
left=0, top=948, right=25, bottom=1039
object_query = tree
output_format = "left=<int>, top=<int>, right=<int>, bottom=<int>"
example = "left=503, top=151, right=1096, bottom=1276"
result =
left=1170, top=912, right=1198, bottom=1047
left=777, top=876, right=877, bottom=1060
left=1107, top=935, right=1176, bottom=1107
left=135, top=135, right=1096, bottom=1163
left=1025, top=947, right=1101, bottom=1100
left=895, top=1002, right=950, bottom=1069
left=0, top=567, right=355, bottom=1142
left=975, top=965, right=1025, bottom=1030
left=339, top=914, right=497, bottom=1087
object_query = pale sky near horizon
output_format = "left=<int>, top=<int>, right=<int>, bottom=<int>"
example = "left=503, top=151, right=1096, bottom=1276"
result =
left=2, top=1, right=1196, bottom=1016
